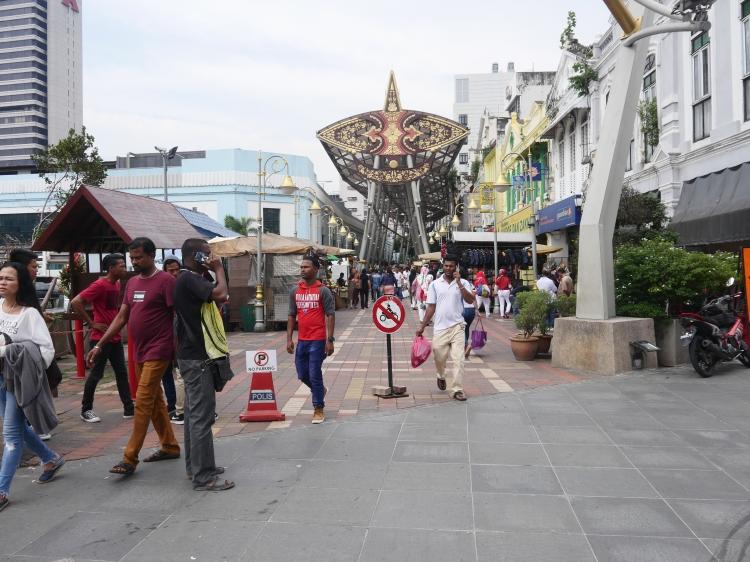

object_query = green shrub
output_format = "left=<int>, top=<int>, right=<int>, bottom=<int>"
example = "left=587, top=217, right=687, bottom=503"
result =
left=515, top=291, right=550, bottom=338
left=615, top=238, right=736, bottom=320
left=555, top=294, right=577, bottom=317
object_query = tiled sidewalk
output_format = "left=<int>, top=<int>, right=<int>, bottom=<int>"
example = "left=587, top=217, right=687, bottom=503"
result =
left=4, top=366, right=750, bottom=561
left=16, top=303, right=598, bottom=461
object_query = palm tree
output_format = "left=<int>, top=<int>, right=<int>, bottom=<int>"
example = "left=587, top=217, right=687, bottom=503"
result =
left=224, top=215, right=257, bottom=236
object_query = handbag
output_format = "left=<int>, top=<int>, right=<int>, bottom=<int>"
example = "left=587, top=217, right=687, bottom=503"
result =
left=177, top=309, right=235, bottom=392
left=470, top=316, right=488, bottom=349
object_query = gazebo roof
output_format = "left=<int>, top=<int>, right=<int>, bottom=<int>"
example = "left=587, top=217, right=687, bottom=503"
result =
left=32, top=185, right=206, bottom=252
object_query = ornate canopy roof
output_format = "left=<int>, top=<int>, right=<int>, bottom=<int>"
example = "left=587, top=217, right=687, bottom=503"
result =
left=317, top=72, right=468, bottom=224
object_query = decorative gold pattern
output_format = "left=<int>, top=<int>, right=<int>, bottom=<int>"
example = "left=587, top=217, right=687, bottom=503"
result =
left=356, top=163, right=431, bottom=184
left=316, top=73, right=468, bottom=185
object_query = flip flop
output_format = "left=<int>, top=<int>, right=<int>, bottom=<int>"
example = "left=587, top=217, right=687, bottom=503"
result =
left=193, top=478, right=235, bottom=492
left=143, top=449, right=180, bottom=463
left=37, top=456, right=65, bottom=484
left=109, top=462, right=136, bottom=475
left=0, top=493, right=8, bottom=512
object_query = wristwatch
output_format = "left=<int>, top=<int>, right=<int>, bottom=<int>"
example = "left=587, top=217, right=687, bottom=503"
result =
left=327, top=337, right=335, bottom=343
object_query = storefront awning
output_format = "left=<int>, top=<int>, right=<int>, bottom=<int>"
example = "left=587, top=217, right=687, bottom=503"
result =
left=671, top=162, right=750, bottom=247
left=536, top=195, right=582, bottom=235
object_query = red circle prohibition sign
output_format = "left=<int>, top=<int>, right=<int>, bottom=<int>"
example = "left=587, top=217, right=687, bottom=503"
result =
left=372, top=295, right=406, bottom=334
left=254, top=352, right=269, bottom=367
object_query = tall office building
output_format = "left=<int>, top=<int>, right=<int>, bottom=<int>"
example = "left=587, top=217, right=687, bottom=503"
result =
left=0, top=0, right=82, bottom=172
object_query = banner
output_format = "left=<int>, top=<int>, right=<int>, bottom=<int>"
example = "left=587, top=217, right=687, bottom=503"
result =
left=744, top=247, right=750, bottom=331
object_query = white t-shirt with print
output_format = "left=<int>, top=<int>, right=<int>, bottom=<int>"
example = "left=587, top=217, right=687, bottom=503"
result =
left=0, top=299, right=55, bottom=367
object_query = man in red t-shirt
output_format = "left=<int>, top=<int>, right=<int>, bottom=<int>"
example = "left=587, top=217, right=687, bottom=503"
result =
left=71, top=253, right=133, bottom=422
left=286, top=254, right=335, bottom=424
left=87, top=237, right=180, bottom=476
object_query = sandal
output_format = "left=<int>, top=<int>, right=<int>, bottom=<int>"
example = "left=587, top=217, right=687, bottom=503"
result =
left=143, top=449, right=180, bottom=463
left=193, top=478, right=235, bottom=492
left=37, top=456, right=65, bottom=484
left=109, top=462, right=135, bottom=475
left=186, top=467, right=225, bottom=480
left=452, top=391, right=467, bottom=402
left=0, top=492, right=8, bottom=512
left=436, top=377, right=446, bottom=391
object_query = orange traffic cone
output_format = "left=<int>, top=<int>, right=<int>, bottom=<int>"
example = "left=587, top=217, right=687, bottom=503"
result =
left=239, top=371, right=286, bottom=422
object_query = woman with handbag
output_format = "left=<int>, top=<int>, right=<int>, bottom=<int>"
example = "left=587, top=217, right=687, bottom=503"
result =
left=0, top=261, right=65, bottom=512
left=473, top=270, right=492, bottom=318
left=460, top=273, right=477, bottom=359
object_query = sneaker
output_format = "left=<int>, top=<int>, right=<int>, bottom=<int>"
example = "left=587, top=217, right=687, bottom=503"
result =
left=123, top=411, right=134, bottom=419
left=214, top=412, right=219, bottom=422
left=170, top=413, right=184, bottom=425
left=311, top=408, right=325, bottom=424
left=80, top=410, right=101, bottom=423
left=39, top=433, right=51, bottom=441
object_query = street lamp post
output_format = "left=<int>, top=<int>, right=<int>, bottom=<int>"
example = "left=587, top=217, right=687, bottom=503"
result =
left=293, top=186, right=320, bottom=240
left=154, top=145, right=179, bottom=202
left=254, top=151, right=296, bottom=332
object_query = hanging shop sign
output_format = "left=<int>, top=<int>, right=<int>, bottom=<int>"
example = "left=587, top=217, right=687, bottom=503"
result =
left=536, top=195, right=582, bottom=235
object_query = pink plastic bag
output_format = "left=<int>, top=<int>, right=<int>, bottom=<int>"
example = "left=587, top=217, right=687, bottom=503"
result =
left=411, top=336, right=432, bottom=368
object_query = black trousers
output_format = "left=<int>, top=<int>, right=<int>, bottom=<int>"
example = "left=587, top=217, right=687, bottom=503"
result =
left=360, top=288, right=369, bottom=308
left=81, top=341, right=133, bottom=413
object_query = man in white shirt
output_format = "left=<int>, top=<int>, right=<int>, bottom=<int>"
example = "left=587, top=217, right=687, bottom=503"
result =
left=415, top=255, right=475, bottom=401
left=537, top=269, right=558, bottom=296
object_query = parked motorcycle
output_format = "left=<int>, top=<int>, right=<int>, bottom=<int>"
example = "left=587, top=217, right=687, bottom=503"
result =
left=680, top=283, right=750, bottom=377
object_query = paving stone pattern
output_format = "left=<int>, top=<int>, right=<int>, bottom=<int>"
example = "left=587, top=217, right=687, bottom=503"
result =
left=4, top=366, right=750, bottom=561
left=8, top=305, right=597, bottom=462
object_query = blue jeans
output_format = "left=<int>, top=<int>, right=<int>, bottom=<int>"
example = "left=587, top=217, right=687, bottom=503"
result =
left=0, top=379, right=57, bottom=496
left=462, top=307, right=476, bottom=345
left=295, top=340, right=326, bottom=409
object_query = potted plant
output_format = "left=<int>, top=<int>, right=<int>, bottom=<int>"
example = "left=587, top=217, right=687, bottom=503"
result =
left=510, top=291, right=545, bottom=361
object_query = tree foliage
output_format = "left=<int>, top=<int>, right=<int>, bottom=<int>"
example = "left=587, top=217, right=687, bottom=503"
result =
left=31, top=127, right=106, bottom=240
left=637, top=99, right=659, bottom=147
left=615, top=238, right=736, bottom=320
left=560, top=11, right=576, bottom=49
left=614, top=185, right=672, bottom=246
left=569, top=61, right=598, bottom=97
left=224, top=215, right=256, bottom=236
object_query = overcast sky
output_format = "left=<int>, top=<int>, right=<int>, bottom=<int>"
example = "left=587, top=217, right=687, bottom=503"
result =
left=83, top=0, right=612, bottom=188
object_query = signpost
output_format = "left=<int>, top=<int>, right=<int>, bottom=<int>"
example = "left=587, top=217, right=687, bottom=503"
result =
left=371, top=295, right=409, bottom=398
left=239, top=349, right=285, bottom=422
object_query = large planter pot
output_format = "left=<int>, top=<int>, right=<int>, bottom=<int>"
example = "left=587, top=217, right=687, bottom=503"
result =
left=510, top=335, right=540, bottom=361
left=537, top=334, right=553, bottom=355
left=655, top=318, right=690, bottom=366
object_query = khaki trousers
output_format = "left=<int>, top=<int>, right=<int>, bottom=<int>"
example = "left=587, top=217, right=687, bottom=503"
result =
left=123, top=360, right=180, bottom=467
left=432, top=322, right=465, bottom=395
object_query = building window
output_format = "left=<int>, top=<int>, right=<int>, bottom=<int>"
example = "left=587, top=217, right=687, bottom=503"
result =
left=580, top=116, right=590, bottom=158
left=455, top=78, right=469, bottom=103
left=558, top=138, right=565, bottom=177
left=458, top=153, right=469, bottom=165
left=458, top=113, right=468, bottom=126
left=643, top=53, right=657, bottom=162
left=263, top=208, right=280, bottom=235
left=568, top=128, right=576, bottom=171
left=743, top=0, right=750, bottom=121
left=626, top=139, right=634, bottom=172
left=692, top=31, right=711, bottom=141
left=643, top=53, right=656, bottom=101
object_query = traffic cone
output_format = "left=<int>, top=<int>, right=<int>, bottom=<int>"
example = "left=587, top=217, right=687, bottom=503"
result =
left=239, top=371, right=286, bottom=422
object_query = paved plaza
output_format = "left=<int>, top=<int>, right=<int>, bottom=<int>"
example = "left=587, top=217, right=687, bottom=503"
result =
left=38, top=306, right=596, bottom=461
left=3, top=350, right=750, bottom=559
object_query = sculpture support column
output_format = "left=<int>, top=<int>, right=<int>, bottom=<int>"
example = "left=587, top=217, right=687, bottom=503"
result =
left=576, top=3, right=654, bottom=320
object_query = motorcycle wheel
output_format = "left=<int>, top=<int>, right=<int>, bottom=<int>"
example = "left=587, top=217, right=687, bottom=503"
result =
left=689, top=337, right=716, bottom=378
left=738, top=341, right=750, bottom=368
